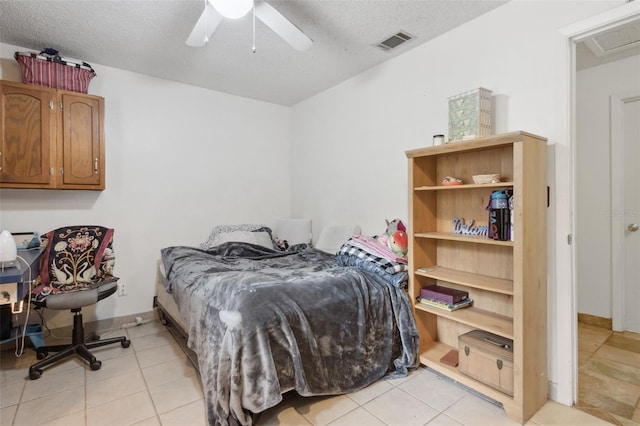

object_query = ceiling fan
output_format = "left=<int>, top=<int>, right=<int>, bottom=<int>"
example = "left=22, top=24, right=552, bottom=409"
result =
left=186, top=0, right=313, bottom=51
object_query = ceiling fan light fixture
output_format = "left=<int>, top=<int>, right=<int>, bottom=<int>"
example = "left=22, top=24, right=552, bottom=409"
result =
left=210, top=0, right=253, bottom=19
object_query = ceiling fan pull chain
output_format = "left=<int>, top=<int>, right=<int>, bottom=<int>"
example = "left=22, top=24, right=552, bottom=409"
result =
left=252, top=4, right=256, bottom=53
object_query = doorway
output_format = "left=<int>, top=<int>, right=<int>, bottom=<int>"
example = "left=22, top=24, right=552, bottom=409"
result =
left=611, top=91, right=640, bottom=333
left=572, top=5, right=640, bottom=424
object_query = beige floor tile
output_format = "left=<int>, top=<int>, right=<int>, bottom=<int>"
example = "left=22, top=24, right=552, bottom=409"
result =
left=578, top=325, right=612, bottom=345
left=88, top=336, right=133, bottom=362
left=579, top=368, right=640, bottom=409
left=425, top=413, right=465, bottom=426
left=0, top=404, right=17, bottom=426
left=399, top=369, right=467, bottom=411
left=13, top=385, right=85, bottom=426
left=126, top=321, right=167, bottom=339
left=257, top=401, right=313, bottom=425
left=606, top=334, right=640, bottom=355
left=87, top=389, right=156, bottom=426
left=621, top=331, right=640, bottom=342
left=85, top=352, right=140, bottom=384
left=443, top=394, right=519, bottom=426
left=593, top=344, right=640, bottom=369
left=132, top=415, right=162, bottom=426
left=611, top=412, right=640, bottom=426
left=135, top=340, right=184, bottom=369
left=531, top=400, right=611, bottom=425
left=345, top=377, right=394, bottom=405
left=293, top=394, right=359, bottom=426
left=21, top=366, right=85, bottom=402
left=578, top=338, right=603, bottom=356
left=39, top=410, right=87, bottom=426
left=131, top=330, right=174, bottom=352
left=1, top=378, right=25, bottom=408
left=86, top=369, right=147, bottom=408
left=582, top=357, right=640, bottom=387
left=329, top=406, right=386, bottom=425
left=1, top=364, right=30, bottom=385
left=159, top=398, right=207, bottom=426
left=363, top=387, right=439, bottom=426
left=141, top=357, right=197, bottom=389
left=148, top=373, right=203, bottom=414
left=383, top=367, right=425, bottom=387
left=633, top=406, right=640, bottom=423
left=1, top=348, right=38, bottom=370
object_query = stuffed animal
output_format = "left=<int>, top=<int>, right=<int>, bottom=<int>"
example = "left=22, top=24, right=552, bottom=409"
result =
left=379, top=219, right=408, bottom=258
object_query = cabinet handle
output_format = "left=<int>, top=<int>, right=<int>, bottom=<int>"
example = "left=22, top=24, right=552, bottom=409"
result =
left=50, top=167, right=54, bottom=176
left=59, top=102, right=63, bottom=111
left=49, top=100, right=54, bottom=110
left=0, top=151, right=2, bottom=172
left=94, top=158, right=98, bottom=174
left=60, top=168, right=64, bottom=176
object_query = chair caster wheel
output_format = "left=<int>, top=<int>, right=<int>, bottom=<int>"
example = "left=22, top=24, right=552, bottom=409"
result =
left=29, top=368, right=42, bottom=380
left=90, top=360, right=102, bottom=371
left=36, top=350, right=48, bottom=360
left=121, top=340, right=131, bottom=348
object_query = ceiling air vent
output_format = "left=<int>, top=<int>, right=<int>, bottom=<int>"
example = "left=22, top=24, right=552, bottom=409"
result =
left=377, top=31, right=414, bottom=51
left=584, top=19, right=640, bottom=57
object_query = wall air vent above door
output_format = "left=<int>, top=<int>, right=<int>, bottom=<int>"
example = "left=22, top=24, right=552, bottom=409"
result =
left=376, top=31, right=414, bottom=51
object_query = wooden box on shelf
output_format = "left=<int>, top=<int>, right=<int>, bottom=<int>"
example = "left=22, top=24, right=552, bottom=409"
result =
left=405, top=131, right=547, bottom=424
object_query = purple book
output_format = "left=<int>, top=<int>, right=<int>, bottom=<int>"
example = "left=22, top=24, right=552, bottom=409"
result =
left=420, top=285, right=468, bottom=305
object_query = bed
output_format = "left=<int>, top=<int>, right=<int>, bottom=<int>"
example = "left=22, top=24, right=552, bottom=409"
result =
left=156, top=225, right=419, bottom=426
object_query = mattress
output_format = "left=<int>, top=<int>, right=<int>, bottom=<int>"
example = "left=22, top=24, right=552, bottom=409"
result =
left=155, top=259, right=187, bottom=331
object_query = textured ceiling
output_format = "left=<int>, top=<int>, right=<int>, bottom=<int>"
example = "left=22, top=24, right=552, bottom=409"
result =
left=0, top=0, right=509, bottom=105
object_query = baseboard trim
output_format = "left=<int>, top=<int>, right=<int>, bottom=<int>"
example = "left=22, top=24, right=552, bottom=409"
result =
left=577, top=313, right=612, bottom=330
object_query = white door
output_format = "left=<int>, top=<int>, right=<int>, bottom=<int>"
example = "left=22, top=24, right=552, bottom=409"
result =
left=613, top=91, right=640, bottom=333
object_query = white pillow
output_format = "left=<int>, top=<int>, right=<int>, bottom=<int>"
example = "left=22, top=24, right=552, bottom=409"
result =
left=211, top=231, right=274, bottom=249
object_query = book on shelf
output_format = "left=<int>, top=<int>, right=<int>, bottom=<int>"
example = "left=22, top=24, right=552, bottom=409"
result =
left=418, top=297, right=473, bottom=312
left=440, top=349, right=459, bottom=367
left=420, top=284, right=468, bottom=305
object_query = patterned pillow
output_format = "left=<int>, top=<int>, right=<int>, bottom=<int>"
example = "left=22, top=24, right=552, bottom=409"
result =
left=200, top=224, right=275, bottom=249
left=32, top=226, right=115, bottom=301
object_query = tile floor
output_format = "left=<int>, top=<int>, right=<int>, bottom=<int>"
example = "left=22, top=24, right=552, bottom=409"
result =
left=576, top=322, right=640, bottom=425
left=1, top=319, right=612, bottom=426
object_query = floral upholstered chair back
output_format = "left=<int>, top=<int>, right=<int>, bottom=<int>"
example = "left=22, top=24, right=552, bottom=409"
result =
left=33, top=226, right=116, bottom=302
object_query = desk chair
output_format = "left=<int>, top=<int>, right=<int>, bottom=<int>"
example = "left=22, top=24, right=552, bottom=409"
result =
left=29, top=226, right=130, bottom=380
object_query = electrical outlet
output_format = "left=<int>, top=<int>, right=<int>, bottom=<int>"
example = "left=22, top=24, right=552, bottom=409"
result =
left=117, top=282, right=126, bottom=296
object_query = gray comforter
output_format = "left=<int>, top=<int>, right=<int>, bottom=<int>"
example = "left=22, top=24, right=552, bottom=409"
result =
left=161, top=242, right=419, bottom=426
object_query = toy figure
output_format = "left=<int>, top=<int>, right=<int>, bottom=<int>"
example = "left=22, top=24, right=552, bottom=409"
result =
left=378, top=219, right=408, bottom=258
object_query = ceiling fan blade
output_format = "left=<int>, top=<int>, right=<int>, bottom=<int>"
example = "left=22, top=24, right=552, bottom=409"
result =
left=186, top=3, right=223, bottom=47
left=254, top=2, right=312, bottom=51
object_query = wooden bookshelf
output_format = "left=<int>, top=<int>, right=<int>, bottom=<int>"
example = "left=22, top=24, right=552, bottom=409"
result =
left=406, top=131, right=547, bottom=423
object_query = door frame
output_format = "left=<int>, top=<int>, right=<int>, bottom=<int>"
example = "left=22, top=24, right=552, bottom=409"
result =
left=562, top=0, right=640, bottom=404
left=611, top=90, right=640, bottom=331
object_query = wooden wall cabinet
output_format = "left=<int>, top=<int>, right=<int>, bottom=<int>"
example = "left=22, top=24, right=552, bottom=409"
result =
left=0, top=80, right=105, bottom=190
left=405, top=131, right=547, bottom=423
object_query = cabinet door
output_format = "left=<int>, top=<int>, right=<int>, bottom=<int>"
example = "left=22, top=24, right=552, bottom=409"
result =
left=0, top=83, right=54, bottom=187
left=59, top=93, right=104, bottom=189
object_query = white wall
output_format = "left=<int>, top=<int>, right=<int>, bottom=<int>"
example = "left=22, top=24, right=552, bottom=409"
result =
left=576, top=54, right=640, bottom=318
left=290, top=0, right=624, bottom=405
left=0, top=42, right=292, bottom=328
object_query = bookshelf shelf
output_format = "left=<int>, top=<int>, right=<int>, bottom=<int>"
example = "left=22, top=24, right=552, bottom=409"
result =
left=416, top=266, right=513, bottom=295
left=415, top=232, right=514, bottom=247
left=414, top=303, right=513, bottom=339
left=419, top=340, right=515, bottom=406
left=406, top=131, right=547, bottom=423
left=415, top=182, right=514, bottom=191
